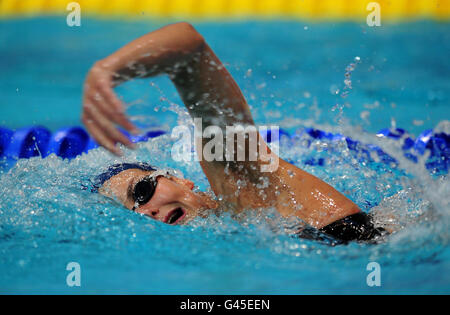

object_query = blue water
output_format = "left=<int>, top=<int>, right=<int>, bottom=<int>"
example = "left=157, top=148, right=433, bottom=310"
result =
left=0, top=18, right=449, bottom=294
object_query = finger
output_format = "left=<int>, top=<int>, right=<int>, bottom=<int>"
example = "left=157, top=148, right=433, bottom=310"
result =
left=96, top=83, right=140, bottom=134
left=84, top=101, right=136, bottom=150
left=83, top=114, right=123, bottom=156
left=83, top=95, right=133, bottom=153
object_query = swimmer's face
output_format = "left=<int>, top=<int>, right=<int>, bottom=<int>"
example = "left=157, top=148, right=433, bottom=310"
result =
left=99, top=169, right=217, bottom=225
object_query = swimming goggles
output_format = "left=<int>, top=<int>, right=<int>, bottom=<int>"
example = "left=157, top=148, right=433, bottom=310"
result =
left=131, top=169, right=172, bottom=211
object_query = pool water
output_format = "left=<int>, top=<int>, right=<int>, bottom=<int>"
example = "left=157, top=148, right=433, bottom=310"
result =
left=0, top=18, right=449, bottom=294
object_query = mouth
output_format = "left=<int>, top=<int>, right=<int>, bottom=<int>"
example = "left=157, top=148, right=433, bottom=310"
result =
left=165, top=207, right=186, bottom=225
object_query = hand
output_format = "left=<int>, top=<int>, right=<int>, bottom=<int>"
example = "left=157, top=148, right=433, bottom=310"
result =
left=82, top=61, right=138, bottom=155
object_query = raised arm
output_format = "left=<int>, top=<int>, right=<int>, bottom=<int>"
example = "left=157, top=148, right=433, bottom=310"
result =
left=82, top=22, right=263, bottom=201
left=83, top=22, right=253, bottom=146
left=82, top=22, right=206, bottom=154
left=82, top=22, right=361, bottom=228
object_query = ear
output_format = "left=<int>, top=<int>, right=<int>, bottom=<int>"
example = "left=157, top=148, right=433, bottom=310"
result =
left=171, top=177, right=195, bottom=190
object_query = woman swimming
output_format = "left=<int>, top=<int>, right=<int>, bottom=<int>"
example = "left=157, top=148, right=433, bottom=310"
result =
left=82, top=22, right=385, bottom=244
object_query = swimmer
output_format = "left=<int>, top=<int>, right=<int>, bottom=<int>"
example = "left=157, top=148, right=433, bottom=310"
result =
left=82, top=22, right=385, bottom=243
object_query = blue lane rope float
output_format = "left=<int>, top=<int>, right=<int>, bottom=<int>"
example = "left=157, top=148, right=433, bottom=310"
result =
left=3, top=126, right=51, bottom=159
left=0, top=127, right=13, bottom=157
left=297, top=127, right=449, bottom=174
left=0, top=125, right=448, bottom=174
left=0, top=126, right=167, bottom=162
left=46, top=127, right=90, bottom=159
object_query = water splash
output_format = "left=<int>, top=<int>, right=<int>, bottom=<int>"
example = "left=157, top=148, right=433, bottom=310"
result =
left=332, top=56, right=362, bottom=127
left=341, top=56, right=361, bottom=98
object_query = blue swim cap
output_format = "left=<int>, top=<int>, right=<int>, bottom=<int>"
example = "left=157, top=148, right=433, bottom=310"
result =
left=91, top=162, right=156, bottom=193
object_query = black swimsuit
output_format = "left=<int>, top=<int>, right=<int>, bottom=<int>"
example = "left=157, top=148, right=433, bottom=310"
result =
left=297, top=212, right=386, bottom=246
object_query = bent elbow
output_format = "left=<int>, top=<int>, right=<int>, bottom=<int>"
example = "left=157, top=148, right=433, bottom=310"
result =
left=172, top=22, right=205, bottom=52
left=175, top=22, right=201, bottom=36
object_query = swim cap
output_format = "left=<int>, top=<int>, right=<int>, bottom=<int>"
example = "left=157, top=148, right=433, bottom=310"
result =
left=91, top=162, right=156, bottom=193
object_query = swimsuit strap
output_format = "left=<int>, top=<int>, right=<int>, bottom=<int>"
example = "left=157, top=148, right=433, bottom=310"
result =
left=296, top=212, right=386, bottom=246
left=320, top=212, right=386, bottom=243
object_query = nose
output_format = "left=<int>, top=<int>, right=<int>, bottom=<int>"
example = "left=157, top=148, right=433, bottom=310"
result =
left=149, top=209, right=159, bottom=218
left=135, top=205, right=164, bottom=222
